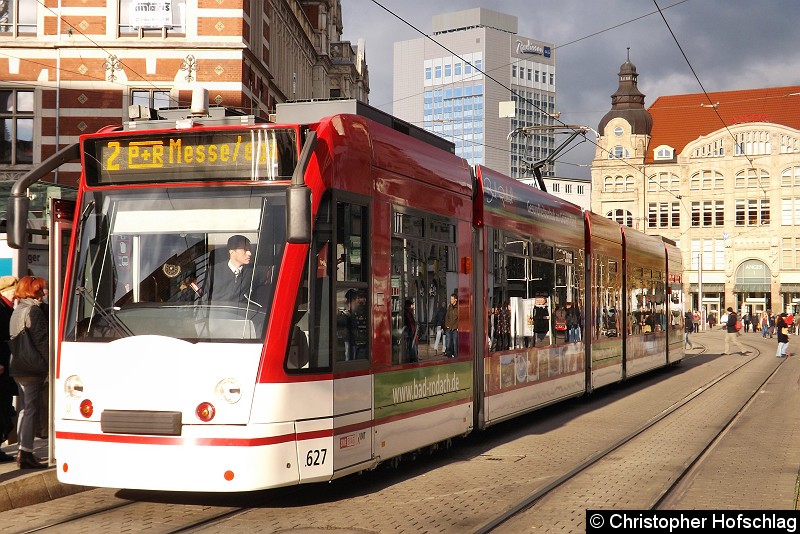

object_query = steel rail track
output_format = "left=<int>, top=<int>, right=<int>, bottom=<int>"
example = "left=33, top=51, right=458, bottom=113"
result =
left=473, top=343, right=780, bottom=533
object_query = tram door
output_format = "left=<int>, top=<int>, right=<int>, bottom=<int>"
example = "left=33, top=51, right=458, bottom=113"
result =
left=331, top=200, right=373, bottom=472
left=47, top=198, right=75, bottom=466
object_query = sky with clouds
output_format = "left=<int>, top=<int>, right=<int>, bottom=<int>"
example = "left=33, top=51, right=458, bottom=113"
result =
left=341, top=0, right=800, bottom=179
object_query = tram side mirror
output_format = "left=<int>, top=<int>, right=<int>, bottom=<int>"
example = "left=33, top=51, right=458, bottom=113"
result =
left=286, top=131, right=317, bottom=245
left=286, top=185, right=311, bottom=244
left=7, top=194, right=29, bottom=250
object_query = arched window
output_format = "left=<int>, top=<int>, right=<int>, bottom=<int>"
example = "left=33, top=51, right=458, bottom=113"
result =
left=735, top=168, right=769, bottom=189
left=606, top=209, right=633, bottom=228
left=647, top=172, right=680, bottom=192
left=608, top=145, right=630, bottom=159
left=781, top=166, right=800, bottom=187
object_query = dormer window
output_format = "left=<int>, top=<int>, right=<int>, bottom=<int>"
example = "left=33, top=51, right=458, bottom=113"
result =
left=654, top=146, right=674, bottom=160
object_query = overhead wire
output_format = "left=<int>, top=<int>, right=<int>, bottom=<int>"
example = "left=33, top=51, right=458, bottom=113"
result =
left=5, top=0, right=686, bottom=177
left=31, top=0, right=185, bottom=107
left=369, top=0, right=686, bottom=202
left=6, top=0, right=786, bottom=207
left=652, top=0, right=767, bottom=197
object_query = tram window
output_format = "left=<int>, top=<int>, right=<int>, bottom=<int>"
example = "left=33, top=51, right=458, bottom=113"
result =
left=393, top=212, right=424, bottom=238
left=334, top=201, right=369, bottom=363
left=487, top=229, right=584, bottom=352
left=335, top=288, right=368, bottom=362
left=287, top=195, right=332, bottom=372
left=336, top=204, right=367, bottom=283
left=532, top=242, right=554, bottom=260
left=504, top=234, right=529, bottom=255
left=390, top=208, right=456, bottom=364
left=429, top=220, right=455, bottom=243
left=66, top=188, right=287, bottom=343
left=556, top=248, right=573, bottom=263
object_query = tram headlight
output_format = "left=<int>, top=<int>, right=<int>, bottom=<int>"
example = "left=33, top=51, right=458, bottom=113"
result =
left=215, top=378, right=242, bottom=404
left=64, top=375, right=84, bottom=399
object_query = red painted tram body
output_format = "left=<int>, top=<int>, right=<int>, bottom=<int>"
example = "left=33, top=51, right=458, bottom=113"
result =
left=9, top=101, right=683, bottom=491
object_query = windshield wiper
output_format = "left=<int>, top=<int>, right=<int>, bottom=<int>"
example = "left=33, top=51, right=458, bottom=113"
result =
left=76, top=286, right=134, bottom=338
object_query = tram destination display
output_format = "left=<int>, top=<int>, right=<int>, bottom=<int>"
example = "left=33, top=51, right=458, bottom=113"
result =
left=83, top=128, right=298, bottom=185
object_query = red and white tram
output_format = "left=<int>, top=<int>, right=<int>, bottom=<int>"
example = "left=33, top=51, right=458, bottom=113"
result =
left=9, top=100, right=683, bottom=492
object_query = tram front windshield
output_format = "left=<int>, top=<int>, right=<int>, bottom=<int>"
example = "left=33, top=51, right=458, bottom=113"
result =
left=64, top=186, right=287, bottom=342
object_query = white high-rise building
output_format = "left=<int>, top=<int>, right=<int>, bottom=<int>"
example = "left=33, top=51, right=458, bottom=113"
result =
left=393, top=8, right=557, bottom=177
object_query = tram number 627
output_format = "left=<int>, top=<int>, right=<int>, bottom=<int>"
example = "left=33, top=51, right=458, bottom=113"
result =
left=306, top=449, right=327, bottom=466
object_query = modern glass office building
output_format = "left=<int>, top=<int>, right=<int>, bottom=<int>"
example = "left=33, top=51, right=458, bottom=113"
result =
left=393, top=8, right=557, bottom=177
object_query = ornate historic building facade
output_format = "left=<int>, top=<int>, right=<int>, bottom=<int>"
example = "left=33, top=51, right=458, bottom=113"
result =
left=0, top=0, right=369, bottom=190
left=591, top=54, right=800, bottom=320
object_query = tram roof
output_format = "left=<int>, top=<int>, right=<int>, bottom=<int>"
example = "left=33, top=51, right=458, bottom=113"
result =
left=275, top=99, right=455, bottom=154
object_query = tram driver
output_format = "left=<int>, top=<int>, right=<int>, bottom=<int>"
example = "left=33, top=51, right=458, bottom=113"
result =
left=203, top=234, right=272, bottom=338
left=207, top=235, right=273, bottom=308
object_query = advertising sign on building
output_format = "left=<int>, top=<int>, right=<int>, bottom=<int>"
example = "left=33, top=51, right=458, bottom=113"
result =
left=130, top=0, right=172, bottom=30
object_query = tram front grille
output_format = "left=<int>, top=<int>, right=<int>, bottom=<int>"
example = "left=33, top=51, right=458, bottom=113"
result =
left=101, top=410, right=182, bottom=436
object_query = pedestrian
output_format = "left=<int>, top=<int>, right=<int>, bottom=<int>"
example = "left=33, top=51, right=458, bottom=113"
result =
left=433, top=303, right=446, bottom=355
left=761, top=311, right=770, bottom=338
left=9, top=275, right=49, bottom=469
left=768, top=311, right=775, bottom=338
left=566, top=302, right=581, bottom=343
left=0, top=276, right=18, bottom=463
left=498, top=301, right=511, bottom=350
left=776, top=312, right=790, bottom=358
left=684, top=310, right=694, bottom=349
left=403, top=299, right=418, bottom=363
left=444, top=292, right=458, bottom=357
left=723, top=307, right=747, bottom=355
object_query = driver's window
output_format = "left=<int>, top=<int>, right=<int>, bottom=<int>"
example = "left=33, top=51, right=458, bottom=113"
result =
left=112, top=233, right=211, bottom=306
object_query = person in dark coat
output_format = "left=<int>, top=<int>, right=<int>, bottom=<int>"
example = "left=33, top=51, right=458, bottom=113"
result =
left=532, top=296, right=550, bottom=346
left=444, top=292, right=459, bottom=357
left=433, top=304, right=446, bottom=355
left=0, top=276, right=18, bottom=462
left=776, top=313, right=790, bottom=358
left=566, top=302, right=582, bottom=343
left=684, top=310, right=694, bottom=349
left=403, top=300, right=418, bottom=363
left=209, top=235, right=254, bottom=305
left=9, top=276, right=49, bottom=469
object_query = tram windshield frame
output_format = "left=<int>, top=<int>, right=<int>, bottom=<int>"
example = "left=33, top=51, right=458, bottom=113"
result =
left=64, top=185, right=288, bottom=343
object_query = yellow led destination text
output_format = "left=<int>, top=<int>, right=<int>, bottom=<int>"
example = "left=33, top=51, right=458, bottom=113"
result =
left=103, top=135, right=275, bottom=172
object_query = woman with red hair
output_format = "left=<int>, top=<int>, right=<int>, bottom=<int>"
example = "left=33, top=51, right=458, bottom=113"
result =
left=9, top=275, right=48, bottom=469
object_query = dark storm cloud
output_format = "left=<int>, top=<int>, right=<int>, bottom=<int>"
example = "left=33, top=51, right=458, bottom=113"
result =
left=342, top=0, right=800, bottom=178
